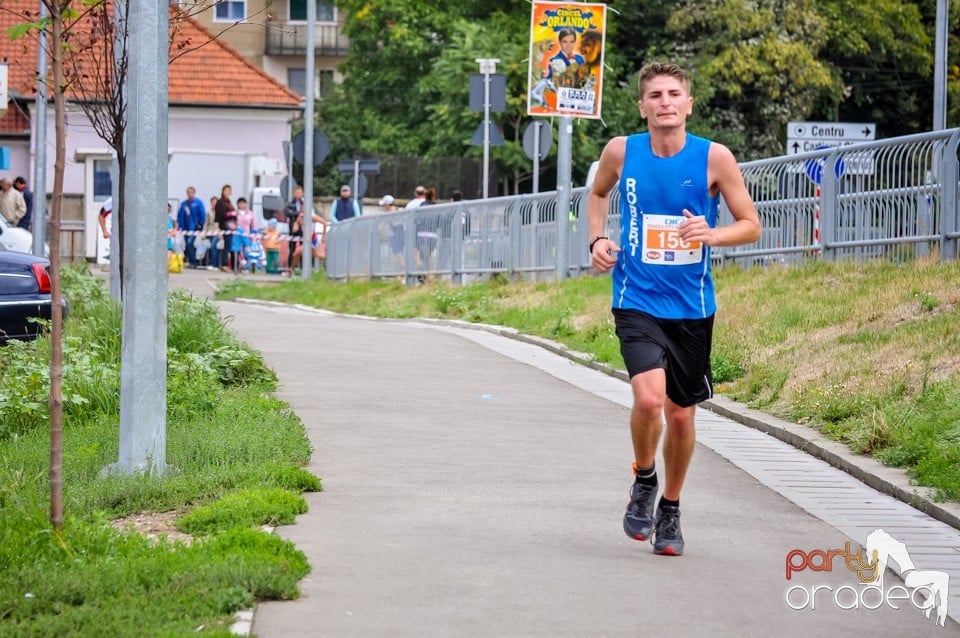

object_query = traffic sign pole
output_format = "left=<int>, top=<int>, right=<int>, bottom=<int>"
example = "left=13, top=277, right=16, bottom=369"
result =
left=533, top=123, right=541, bottom=194
left=476, top=58, right=500, bottom=199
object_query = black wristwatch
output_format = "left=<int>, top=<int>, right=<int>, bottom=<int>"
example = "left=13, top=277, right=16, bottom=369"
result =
left=589, top=236, right=608, bottom=253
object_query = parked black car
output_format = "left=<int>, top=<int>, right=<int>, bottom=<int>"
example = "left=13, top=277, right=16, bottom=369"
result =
left=0, top=250, right=66, bottom=343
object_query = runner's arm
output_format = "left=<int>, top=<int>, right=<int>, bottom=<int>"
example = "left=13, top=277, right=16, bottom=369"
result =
left=588, top=137, right=625, bottom=273
left=680, top=143, right=761, bottom=247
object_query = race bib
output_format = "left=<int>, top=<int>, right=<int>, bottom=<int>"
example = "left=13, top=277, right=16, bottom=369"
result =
left=641, top=214, right=703, bottom=265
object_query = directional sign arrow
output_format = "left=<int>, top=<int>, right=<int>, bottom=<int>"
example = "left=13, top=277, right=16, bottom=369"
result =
left=861, top=126, right=872, bottom=137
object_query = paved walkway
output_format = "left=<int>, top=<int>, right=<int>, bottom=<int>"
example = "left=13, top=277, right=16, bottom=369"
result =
left=165, top=270, right=959, bottom=636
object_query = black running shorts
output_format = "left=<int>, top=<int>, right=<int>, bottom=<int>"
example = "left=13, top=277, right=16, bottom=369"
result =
left=612, top=308, right=715, bottom=408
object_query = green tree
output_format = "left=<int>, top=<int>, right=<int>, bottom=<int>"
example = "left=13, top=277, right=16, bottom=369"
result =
left=667, top=0, right=836, bottom=159
left=812, top=0, right=932, bottom=136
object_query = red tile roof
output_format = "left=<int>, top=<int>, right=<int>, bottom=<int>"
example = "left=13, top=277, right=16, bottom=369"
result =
left=0, top=0, right=301, bottom=134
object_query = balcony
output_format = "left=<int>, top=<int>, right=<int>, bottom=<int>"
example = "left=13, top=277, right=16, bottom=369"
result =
left=264, top=21, right=350, bottom=57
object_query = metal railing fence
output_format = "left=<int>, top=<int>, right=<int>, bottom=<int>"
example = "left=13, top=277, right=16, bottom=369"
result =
left=326, top=129, right=960, bottom=282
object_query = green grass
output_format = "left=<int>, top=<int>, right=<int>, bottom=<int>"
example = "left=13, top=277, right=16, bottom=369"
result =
left=177, top=488, right=309, bottom=535
left=1, top=265, right=320, bottom=636
left=219, top=258, right=960, bottom=501
left=0, top=520, right=308, bottom=637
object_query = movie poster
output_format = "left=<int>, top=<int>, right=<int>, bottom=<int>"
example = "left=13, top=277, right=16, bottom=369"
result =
left=527, top=2, right=606, bottom=119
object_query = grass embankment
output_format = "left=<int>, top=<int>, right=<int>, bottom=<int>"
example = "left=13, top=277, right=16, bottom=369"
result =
left=1, top=267, right=319, bottom=637
left=218, top=258, right=960, bottom=501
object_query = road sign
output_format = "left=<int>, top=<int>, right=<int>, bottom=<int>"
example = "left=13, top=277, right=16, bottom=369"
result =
left=786, top=121, right=875, bottom=155
left=522, top=120, right=552, bottom=160
left=469, top=74, right=506, bottom=113
left=805, top=146, right=847, bottom=184
left=787, top=121, right=876, bottom=175
left=337, top=159, right=381, bottom=175
left=292, top=130, right=329, bottom=166
left=470, top=121, right=504, bottom=146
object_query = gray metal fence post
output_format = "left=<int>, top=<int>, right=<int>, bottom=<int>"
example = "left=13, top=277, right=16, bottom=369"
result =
left=819, top=150, right=841, bottom=260
left=509, top=201, right=521, bottom=279
left=370, top=221, right=380, bottom=279
left=942, top=131, right=960, bottom=260
left=405, top=214, right=417, bottom=285
left=452, top=207, right=464, bottom=284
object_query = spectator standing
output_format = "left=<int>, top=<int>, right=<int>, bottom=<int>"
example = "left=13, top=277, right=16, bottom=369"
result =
left=235, top=196, right=255, bottom=234
left=230, top=197, right=254, bottom=271
left=0, top=177, right=27, bottom=226
left=379, top=194, right=406, bottom=271
left=330, top=184, right=360, bottom=222
left=177, top=186, right=206, bottom=268
left=97, top=197, right=112, bottom=238
left=290, top=203, right=327, bottom=270
left=166, top=202, right=177, bottom=256
left=214, top=184, right=237, bottom=271
left=13, top=177, right=33, bottom=231
left=287, top=185, right=305, bottom=270
left=416, top=187, right=439, bottom=276
left=405, top=185, right=427, bottom=209
left=203, top=196, right=221, bottom=270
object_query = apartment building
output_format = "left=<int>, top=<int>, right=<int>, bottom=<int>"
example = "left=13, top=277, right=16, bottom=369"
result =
left=183, top=0, right=349, bottom=99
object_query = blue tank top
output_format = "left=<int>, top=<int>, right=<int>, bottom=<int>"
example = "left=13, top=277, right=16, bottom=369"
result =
left=612, top=133, right=718, bottom=319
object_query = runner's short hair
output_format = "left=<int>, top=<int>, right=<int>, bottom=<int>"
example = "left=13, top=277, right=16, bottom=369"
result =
left=637, top=62, right=690, bottom=97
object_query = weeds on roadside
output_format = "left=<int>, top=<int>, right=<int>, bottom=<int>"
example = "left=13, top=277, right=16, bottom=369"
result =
left=1, top=266, right=320, bottom=636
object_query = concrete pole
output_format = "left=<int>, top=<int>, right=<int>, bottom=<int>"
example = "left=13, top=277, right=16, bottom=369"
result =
left=106, top=0, right=169, bottom=475
left=933, top=0, right=948, bottom=130
left=301, top=0, right=316, bottom=279
left=32, top=1, right=47, bottom=257
left=109, top=157, right=119, bottom=300
left=107, top=1, right=126, bottom=301
left=555, top=116, right=572, bottom=281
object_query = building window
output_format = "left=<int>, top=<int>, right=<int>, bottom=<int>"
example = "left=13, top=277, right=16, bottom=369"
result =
left=288, top=68, right=335, bottom=99
left=93, top=159, right=112, bottom=199
left=288, top=69, right=306, bottom=97
left=289, top=0, right=335, bottom=22
left=214, top=1, right=245, bottom=22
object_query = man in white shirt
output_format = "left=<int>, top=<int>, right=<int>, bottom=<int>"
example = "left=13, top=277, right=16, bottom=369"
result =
left=404, top=185, right=427, bottom=209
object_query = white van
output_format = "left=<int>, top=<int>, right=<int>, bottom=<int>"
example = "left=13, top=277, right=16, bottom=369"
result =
left=251, top=186, right=283, bottom=231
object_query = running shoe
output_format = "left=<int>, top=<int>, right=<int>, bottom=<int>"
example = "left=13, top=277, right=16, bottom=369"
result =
left=623, top=479, right=657, bottom=541
left=652, top=504, right=684, bottom=556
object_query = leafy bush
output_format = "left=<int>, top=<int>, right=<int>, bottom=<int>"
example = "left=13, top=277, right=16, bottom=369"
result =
left=0, top=273, right=276, bottom=441
left=1, top=268, right=320, bottom=635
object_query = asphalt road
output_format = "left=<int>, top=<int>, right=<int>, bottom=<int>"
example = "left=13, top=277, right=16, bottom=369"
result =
left=208, top=293, right=955, bottom=638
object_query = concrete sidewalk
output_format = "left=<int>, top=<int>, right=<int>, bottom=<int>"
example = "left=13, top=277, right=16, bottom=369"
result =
left=214, top=297, right=958, bottom=638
